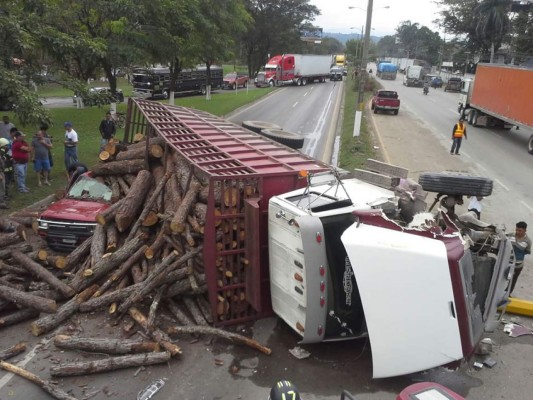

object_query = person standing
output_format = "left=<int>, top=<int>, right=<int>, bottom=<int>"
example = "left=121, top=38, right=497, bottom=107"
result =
left=63, top=121, right=78, bottom=172
left=99, top=112, right=116, bottom=151
left=0, top=116, right=15, bottom=141
left=0, top=138, right=10, bottom=208
left=11, top=131, right=30, bottom=193
left=467, top=196, right=483, bottom=219
left=509, top=221, right=532, bottom=295
left=450, top=118, right=467, bottom=155
left=31, top=129, right=53, bottom=186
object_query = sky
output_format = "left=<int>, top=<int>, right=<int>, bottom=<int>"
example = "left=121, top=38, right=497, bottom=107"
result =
left=309, top=0, right=444, bottom=38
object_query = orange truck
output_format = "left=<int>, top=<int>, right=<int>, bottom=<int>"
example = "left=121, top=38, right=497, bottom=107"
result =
left=458, top=63, right=533, bottom=154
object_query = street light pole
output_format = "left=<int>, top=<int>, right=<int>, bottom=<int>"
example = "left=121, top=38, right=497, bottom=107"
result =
left=353, top=0, right=373, bottom=137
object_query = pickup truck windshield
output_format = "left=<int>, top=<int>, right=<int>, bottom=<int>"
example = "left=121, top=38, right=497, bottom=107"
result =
left=67, top=176, right=112, bottom=202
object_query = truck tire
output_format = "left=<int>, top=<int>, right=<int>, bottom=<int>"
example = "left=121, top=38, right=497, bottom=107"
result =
left=260, top=128, right=305, bottom=149
left=528, top=135, right=533, bottom=155
left=418, top=172, right=493, bottom=197
left=393, top=110, right=399, bottom=115
left=269, top=80, right=275, bottom=87
left=301, top=78, right=308, bottom=86
left=242, top=121, right=282, bottom=134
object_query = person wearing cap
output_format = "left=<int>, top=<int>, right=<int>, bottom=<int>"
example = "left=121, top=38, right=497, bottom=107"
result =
left=63, top=121, right=78, bottom=172
left=0, top=137, right=11, bottom=208
left=450, top=117, right=467, bottom=155
left=11, top=131, right=30, bottom=193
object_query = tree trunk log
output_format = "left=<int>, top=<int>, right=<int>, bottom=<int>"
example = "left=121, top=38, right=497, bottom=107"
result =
left=0, top=342, right=26, bottom=361
left=11, top=251, right=75, bottom=298
left=93, top=245, right=147, bottom=298
left=167, top=325, right=272, bottom=355
left=95, top=198, right=125, bottom=226
left=54, top=335, right=160, bottom=354
left=169, top=179, right=202, bottom=234
left=50, top=351, right=171, bottom=378
left=166, top=299, right=194, bottom=326
left=0, top=285, right=57, bottom=313
left=30, top=285, right=99, bottom=337
left=79, top=283, right=142, bottom=313
left=90, top=158, right=146, bottom=177
left=0, top=308, right=40, bottom=328
left=115, top=170, right=154, bottom=232
left=0, top=232, right=24, bottom=248
left=0, top=361, right=77, bottom=400
left=182, top=296, right=208, bottom=326
left=105, top=224, right=118, bottom=252
left=127, top=307, right=181, bottom=355
left=68, top=235, right=145, bottom=292
left=125, top=172, right=171, bottom=241
left=90, top=224, right=106, bottom=267
left=0, top=243, right=33, bottom=260
left=196, top=294, right=214, bottom=325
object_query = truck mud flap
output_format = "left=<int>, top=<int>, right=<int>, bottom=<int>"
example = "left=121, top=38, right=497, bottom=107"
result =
left=418, top=172, right=493, bottom=197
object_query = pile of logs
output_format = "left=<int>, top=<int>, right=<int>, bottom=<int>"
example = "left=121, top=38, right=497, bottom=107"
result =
left=0, top=134, right=271, bottom=399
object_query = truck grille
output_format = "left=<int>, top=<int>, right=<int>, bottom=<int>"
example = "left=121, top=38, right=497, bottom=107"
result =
left=37, top=218, right=96, bottom=252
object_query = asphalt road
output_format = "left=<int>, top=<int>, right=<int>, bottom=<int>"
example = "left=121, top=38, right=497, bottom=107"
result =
left=2, top=80, right=532, bottom=400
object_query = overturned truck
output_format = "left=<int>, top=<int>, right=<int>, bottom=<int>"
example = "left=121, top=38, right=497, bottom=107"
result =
left=37, top=99, right=514, bottom=379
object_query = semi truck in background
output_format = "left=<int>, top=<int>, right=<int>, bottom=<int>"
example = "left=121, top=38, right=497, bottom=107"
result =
left=376, top=62, right=398, bottom=80
left=255, top=54, right=333, bottom=87
left=458, top=63, right=533, bottom=154
left=403, top=65, right=429, bottom=87
left=334, top=54, right=346, bottom=68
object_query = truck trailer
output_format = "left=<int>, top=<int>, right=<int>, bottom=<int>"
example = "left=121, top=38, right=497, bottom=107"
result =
left=255, top=54, right=333, bottom=87
left=458, top=63, right=533, bottom=154
left=37, top=98, right=514, bottom=379
left=376, top=62, right=398, bottom=80
left=403, top=65, right=427, bottom=87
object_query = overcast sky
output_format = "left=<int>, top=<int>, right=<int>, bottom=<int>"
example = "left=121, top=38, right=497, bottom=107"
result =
left=309, top=0, right=444, bottom=37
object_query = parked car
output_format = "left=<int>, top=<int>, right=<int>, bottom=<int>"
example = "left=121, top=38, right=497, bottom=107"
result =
left=330, top=66, right=344, bottom=81
left=445, top=77, right=462, bottom=92
left=425, top=74, right=443, bottom=88
left=222, top=72, right=249, bottom=89
left=371, top=89, right=400, bottom=115
left=72, top=87, right=125, bottom=106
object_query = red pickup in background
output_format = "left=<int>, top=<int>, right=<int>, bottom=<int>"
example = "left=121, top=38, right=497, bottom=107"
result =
left=371, top=89, right=400, bottom=115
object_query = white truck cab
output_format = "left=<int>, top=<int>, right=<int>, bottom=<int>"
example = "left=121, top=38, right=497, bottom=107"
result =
left=268, top=169, right=513, bottom=378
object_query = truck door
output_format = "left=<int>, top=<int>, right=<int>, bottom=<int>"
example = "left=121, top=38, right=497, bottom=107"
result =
left=340, top=222, right=463, bottom=378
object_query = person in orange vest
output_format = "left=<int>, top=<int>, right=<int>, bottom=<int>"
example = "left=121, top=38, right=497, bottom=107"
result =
left=450, top=117, right=467, bottom=155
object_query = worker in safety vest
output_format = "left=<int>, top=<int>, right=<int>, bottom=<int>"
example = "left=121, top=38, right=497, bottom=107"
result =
left=450, top=117, right=467, bottom=155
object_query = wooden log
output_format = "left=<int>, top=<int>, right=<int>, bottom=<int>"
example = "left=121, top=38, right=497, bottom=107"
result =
left=115, top=170, right=154, bottom=232
left=0, top=308, right=40, bottom=328
left=0, top=232, right=24, bottom=248
left=106, top=175, right=121, bottom=199
left=93, top=245, right=147, bottom=297
left=115, top=143, right=164, bottom=161
left=0, top=243, right=33, bottom=260
left=90, top=224, right=106, bottom=267
left=128, top=307, right=181, bottom=355
left=194, top=202, right=208, bottom=225
left=0, top=342, right=26, bottom=361
left=62, top=236, right=92, bottom=272
left=147, top=287, right=165, bottom=329
left=0, top=285, right=56, bottom=313
left=95, top=198, right=125, bottom=225
left=98, top=150, right=111, bottom=161
left=142, top=211, right=159, bottom=227
left=125, top=172, right=171, bottom=241
left=196, top=294, right=214, bottom=325
left=170, top=179, right=202, bottom=234
left=5, top=216, right=35, bottom=228
left=80, top=283, right=142, bottom=313
left=0, top=260, right=28, bottom=276
left=144, top=228, right=168, bottom=260
left=11, top=251, right=75, bottom=298
left=182, top=296, right=208, bottom=326
left=0, top=361, right=77, bottom=400
left=90, top=158, right=146, bottom=177
left=118, top=247, right=203, bottom=316
left=54, top=335, right=160, bottom=354
left=30, top=285, right=99, bottom=337
left=163, top=173, right=182, bottom=214
left=166, top=299, right=194, bottom=326
left=187, top=214, right=204, bottom=234
left=167, top=325, right=272, bottom=355
left=37, top=250, right=67, bottom=270
left=69, top=235, right=145, bottom=292
left=50, top=351, right=171, bottom=378
left=105, top=224, right=118, bottom=252
left=0, top=218, right=23, bottom=235
left=116, top=175, right=130, bottom=196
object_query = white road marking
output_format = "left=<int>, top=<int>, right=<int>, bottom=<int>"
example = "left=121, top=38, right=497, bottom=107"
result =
left=449, top=108, right=458, bottom=115
left=521, top=201, right=533, bottom=213
left=0, top=338, right=53, bottom=389
left=494, top=178, right=510, bottom=191
left=292, top=102, right=298, bottom=108
left=304, top=88, right=335, bottom=157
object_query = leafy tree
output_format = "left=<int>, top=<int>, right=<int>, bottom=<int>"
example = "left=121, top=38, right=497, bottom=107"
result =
left=376, top=35, right=397, bottom=58
left=511, top=8, right=533, bottom=64
left=314, top=37, right=345, bottom=55
left=473, top=0, right=512, bottom=62
left=396, top=21, right=420, bottom=58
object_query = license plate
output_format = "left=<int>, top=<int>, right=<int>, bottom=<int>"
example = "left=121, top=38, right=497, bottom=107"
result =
left=62, top=238, right=76, bottom=244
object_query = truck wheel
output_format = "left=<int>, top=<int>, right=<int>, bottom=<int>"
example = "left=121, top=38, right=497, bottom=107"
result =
left=394, top=110, right=399, bottom=115
left=301, top=78, right=308, bottom=86
left=162, top=90, right=169, bottom=99
left=269, top=80, right=275, bottom=87
left=528, top=135, right=533, bottom=155
left=200, top=85, right=207, bottom=95
left=418, top=172, right=493, bottom=197
left=260, top=128, right=305, bottom=149
left=242, top=121, right=283, bottom=134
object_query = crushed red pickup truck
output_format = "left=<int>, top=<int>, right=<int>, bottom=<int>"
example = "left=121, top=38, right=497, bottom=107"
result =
left=371, top=89, right=400, bottom=115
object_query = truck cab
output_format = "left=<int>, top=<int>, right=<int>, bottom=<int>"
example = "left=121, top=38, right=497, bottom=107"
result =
left=268, top=169, right=513, bottom=378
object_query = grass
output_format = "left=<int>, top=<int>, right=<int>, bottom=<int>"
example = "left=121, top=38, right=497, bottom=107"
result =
left=337, top=76, right=379, bottom=170
left=0, top=86, right=274, bottom=217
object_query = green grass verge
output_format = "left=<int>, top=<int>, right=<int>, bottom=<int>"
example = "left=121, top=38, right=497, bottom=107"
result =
left=337, top=77, right=378, bottom=171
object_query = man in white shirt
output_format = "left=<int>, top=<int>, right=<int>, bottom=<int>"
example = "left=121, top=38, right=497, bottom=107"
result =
left=63, top=121, right=78, bottom=172
left=467, top=196, right=483, bottom=219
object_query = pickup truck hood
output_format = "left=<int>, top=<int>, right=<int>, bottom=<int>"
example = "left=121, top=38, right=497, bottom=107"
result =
left=40, top=199, right=110, bottom=222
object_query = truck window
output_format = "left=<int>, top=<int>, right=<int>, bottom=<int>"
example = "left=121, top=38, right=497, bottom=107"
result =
left=67, top=176, right=113, bottom=202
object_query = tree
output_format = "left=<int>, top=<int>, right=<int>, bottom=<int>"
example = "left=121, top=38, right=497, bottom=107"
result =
left=314, top=38, right=345, bottom=56
left=473, top=0, right=512, bottom=62
left=376, top=35, right=398, bottom=58
left=511, top=8, right=533, bottom=64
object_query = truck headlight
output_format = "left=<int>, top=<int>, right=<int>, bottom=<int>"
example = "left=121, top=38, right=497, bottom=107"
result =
left=39, top=221, right=48, bottom=229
